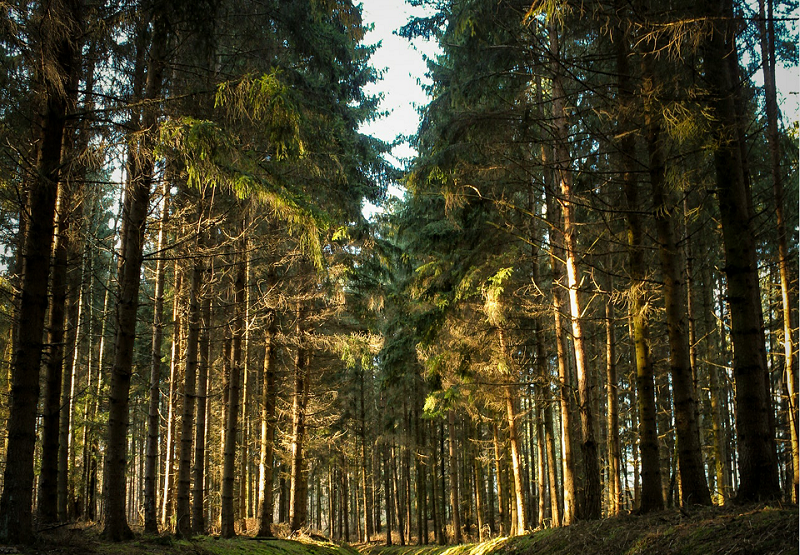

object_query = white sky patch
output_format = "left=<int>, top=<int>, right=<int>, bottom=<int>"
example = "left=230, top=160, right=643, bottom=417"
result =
left=359, top=0, right=440, bottom=219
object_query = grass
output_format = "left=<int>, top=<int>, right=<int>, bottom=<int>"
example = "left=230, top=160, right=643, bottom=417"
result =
left=10, top=503, right=798, bottom=555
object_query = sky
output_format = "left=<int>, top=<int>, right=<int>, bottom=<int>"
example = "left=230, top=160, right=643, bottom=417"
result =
left=359, top=1, right=438, bottom=171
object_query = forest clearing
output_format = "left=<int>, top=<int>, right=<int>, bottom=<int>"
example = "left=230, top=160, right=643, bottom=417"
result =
left=0, top=0, right=797, bottom=549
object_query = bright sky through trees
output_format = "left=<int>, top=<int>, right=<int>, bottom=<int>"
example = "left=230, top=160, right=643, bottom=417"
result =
left=360, top=0, right=438, bottom=216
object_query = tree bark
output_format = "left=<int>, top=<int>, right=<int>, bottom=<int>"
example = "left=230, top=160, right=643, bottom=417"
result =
left=0, top=0, right=81, bottom=542
left=757, top=0, right=798, bottom=504
left=447, top=410, right=461, bottom=543
left=256, top=303, right=279, bottom=537
left=176, top=200, right=205, bottom=538
left=102, top=7, right=170, bottom=539
left=498, top=329, right=527, bottom=534
left=38, top=178, right=75, bottom=524
left=701, top=0, right=781, bottom=502
left=605, top=281, right=621, bottom=515
left=192, top=290, right=212, bottom=534
left=643, top=58, right=711, bottom=506
left=549, top=17, right=601, bottom=519
left=221, top=232, right=246, bottom=537
left=289, top=300, right=310, bottom=532
left=161, top=261, right=183, bottom=528
left=144, top=182, right=170, bottom=534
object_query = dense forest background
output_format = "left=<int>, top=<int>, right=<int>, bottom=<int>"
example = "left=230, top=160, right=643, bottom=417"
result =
left=0, top=0, right=796, bottom=546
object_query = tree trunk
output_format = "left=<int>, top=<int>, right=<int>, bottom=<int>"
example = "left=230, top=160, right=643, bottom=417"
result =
left=701, top=0, right=781, bottom=502
left=192, top=291, right=212, bottom=534
left=221, top=234, right=246, bottom=537
left=499, top=331, right=527, bottom=534
left=256, top=307, right=279, bottom=537
left=360, top=368, right=374, bottom=542
left=161, top=262, right=183, bottom=528
left=383, top=444, right=393, bottom=545
left=605, top=282, right=621, bottom=515
left=447, top=410, right=461, bottom=543
left=176, top=201, right=205, bottom=538
left=144, top=182, right=170, bottom=534
left=491, top=423, right=508, bottom=535
left=38, top=178, right=75, bottom=525
left=289, top=301, right=310, bottom=532
left=102, top=7, right=169, bottom=539
left=0, top=0, right=81, bottom=542
left=549, top=18, right=601, bottom=520
left=757, top=0, right=798, bottom=504
left=643, top=58, right=711, bottom=506
left=239, top=253, right=251, bottom=530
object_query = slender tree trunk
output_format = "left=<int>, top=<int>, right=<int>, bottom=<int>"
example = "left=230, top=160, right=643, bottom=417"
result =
left=612, top=7, right=663, bottom=514
left=38, top=178, right=75, bottom=524
left=605, top=279, right=621, bottom=515
left=192, top=290, right=212, bottom=535
left=238, top=253, right=251, bottom=530
left=472, top=428, right=485, bottom=540
left=447, top=410, right=461, bottom=543
left=162, top=262, right=183, bottom=528
left=144, top=182, right=170, bottom=534
left=643, top=59, right=711, bottom=506
left=701, top=249, right=729, bottom=504
left=492, top=423, right=508, bottom=535
left=383, top=444, right=393, bottom=545
left=176, top=201, right=205, bottom=538
left=498, top=331, right=527, bottom=534
left=256, top=305, right=279, bottom=537
left=549, top=18, right=601, bottom=519
left=702, top=0, right=781, bottom=502
left=221, top=232, right=246, bottom=537
left=544, top=183, right=577, bottom=525
left=757, top=0, right=798, bottom=504
left=360, top=368, right=373, bottom=542
left=289, top=301, right=310, bottom=532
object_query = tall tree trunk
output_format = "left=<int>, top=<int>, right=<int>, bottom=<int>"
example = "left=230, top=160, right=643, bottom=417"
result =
left=498, top=330, right=527, bottom=534
left=102, top=8, right=170, bottom=539
left=144, top=182, right=170, bottom=534
left=549, top=18, right=601, bottom=519
left=492, top=423, right=508, bottom=535
left=701, top=249, right=729, bottom=504
left=383, top=443, right=393, bottom=545
left=238, top=252, right=251, bottom=530
left=605, top=279, right=621, bottom=515
left=289, top=301, right=310, bottom=532
left=529, top=182, right=562, bottom=528
left=192, top=290, right=212, bottom=535
left=256, top=300, right=279, bottom=537
left=757, top=0, right=798, bottom=504
left=57, top=47, right=95, bottom=521
left=38, top=178, right=75, bottom=524
left=360, top=368, right=374, bottom=542
left=447, top=410, right=461, bottom=543
left=162, top=261, right=183, bottom=528
left=221, top=230, right=246, bottom=537
left=643, top=58, right=711, bottom=506
left=472, top=426, right=485, bottom=540
left=701, top=0, right=781, bottom=502
left=612, top=6, right=663, bottom=514
left=176, top=200, right=205, bottom=538
left=0, top=0, right=81, bottom=542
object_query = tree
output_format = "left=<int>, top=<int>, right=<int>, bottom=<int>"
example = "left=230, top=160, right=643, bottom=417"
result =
left=0, top=0, right=82, bottom=542
left=700, top=0, right=781, bottom=502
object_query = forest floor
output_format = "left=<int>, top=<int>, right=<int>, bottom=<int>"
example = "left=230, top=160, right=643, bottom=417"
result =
left=11, top=503, right=798, bottom=555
